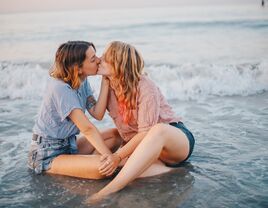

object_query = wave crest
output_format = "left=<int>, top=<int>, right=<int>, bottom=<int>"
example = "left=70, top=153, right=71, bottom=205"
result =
left=0, top=62, right=48, bottom=99
left=0, top=61, right=267, bottom=101
left=147, top=62, right=268, bottom=100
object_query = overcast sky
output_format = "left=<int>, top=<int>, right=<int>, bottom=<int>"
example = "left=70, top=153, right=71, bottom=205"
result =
left=0, top=0, right=258, bottom=14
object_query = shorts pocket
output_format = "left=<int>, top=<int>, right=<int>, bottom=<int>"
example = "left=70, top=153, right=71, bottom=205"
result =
left=28, top=149, right=37, bottom=169
left=28, top=142, right=45, bottom=168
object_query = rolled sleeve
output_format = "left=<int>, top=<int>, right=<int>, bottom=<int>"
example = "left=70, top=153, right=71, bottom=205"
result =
left=52, top=84, right=82, bottom=121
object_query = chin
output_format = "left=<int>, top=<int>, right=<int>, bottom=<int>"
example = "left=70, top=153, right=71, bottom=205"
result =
left=97, top=70, right=104, bottom=75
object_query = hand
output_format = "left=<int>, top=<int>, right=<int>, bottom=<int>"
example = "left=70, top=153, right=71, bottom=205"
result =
left=102, top=75, right=110, bottom=85
left=99, top=153, right=121, bottom=176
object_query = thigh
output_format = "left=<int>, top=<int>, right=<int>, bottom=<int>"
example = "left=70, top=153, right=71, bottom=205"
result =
left=77, top=128, right=122, bottom=154
left=46, top=154, right=105, bottom=179
left=157, top=124, right=190, bottom=164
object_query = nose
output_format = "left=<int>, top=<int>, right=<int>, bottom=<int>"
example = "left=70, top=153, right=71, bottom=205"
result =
left=96, top=57, right=101, bottom=64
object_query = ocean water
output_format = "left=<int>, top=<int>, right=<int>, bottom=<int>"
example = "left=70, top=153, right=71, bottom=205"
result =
left=0, top=3, right=268, bottom=208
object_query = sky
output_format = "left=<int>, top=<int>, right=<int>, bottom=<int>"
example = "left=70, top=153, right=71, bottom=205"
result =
left=0, top=0, right=258, bottom=14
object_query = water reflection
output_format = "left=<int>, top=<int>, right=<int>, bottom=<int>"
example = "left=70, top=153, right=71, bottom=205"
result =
left=31, top=163, right=195, bottom=208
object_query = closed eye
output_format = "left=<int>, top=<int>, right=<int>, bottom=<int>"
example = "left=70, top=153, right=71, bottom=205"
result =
left=90, top=55, right=96, bottom=62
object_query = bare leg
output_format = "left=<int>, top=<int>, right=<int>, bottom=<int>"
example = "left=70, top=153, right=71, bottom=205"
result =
left=46, top=128, right=122, bottom=179
left=46, top=154, right=104, bottom=179
left=92, top=123, right=189, bottom=198
left=138, top=160, right=172, bottom=178
left=117, top=157, right=172, bottom=178
left=77, top=128, right=122, bottom=154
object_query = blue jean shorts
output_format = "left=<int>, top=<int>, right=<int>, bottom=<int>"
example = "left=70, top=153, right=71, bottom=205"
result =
left=165, top=121, right=195, bottom=167
left=28, top=134, right=78, bottom=174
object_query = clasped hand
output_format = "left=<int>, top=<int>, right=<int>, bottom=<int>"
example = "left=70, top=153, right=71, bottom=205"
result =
left=99, top=153, right=121, bottom=176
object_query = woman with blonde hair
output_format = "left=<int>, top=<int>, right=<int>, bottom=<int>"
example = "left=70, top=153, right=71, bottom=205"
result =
left=91, top=41, right=195, bottom=200
left=28, top=41, right=121, bottom=179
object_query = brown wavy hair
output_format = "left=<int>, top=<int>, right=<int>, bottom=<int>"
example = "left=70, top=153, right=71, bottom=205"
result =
left=50, top=41, right=95, bottom=89
left=104, top=41, right=144, bottom=123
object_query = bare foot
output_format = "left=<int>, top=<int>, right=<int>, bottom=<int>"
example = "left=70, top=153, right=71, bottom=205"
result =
left=85, top=193, right=106, bottom=205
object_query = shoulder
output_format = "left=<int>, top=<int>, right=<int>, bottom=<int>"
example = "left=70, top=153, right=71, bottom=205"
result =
left=49, top=77, right=73, bottom=92
left=138, top=74, right=158, bottom=94
left=47, top=77, right=77, bottom=100
left=137, top=74, right=160, bottom=103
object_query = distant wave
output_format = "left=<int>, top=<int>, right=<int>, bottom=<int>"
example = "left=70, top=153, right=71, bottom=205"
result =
left=0, top=61, right=267, bottom=101
left=107, top=19, right=268, bottom=31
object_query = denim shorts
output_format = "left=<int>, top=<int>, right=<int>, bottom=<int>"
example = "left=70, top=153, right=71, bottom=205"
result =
left=165, top=121, right=195, bottom=167
left=28, top=134, right=78, bottom=174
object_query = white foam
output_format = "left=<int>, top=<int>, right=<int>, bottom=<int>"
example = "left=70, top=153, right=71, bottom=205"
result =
left=0, top=62, right=48, bottom=99
left=147, top=61, right=268, bottom=100
left=1, top=61, right=267, bottom=101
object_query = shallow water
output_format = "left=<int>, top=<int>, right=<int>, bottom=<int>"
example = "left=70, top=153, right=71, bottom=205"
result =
left=0, top=93, right=267, bottom=208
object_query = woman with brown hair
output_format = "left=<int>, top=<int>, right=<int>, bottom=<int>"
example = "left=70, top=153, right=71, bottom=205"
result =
left=90, top=41, right=195, bottom=200
left=28, top=41, right=121, bottom=179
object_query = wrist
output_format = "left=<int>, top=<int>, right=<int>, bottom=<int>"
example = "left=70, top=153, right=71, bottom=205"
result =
left=114, top=152, right=122, bottom=162
left=102, top=76, right=110, bottom=83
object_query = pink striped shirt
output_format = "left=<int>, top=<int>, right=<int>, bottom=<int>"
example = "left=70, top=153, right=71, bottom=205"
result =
left=107, top=75, right=181, bottom=142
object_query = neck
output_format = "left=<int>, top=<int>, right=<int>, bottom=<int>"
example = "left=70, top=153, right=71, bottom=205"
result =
left=80, top=75, right=86, bottom=82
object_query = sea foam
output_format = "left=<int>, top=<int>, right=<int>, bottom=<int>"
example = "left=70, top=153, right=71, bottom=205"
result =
left=1, top=61, right=267, bottom=101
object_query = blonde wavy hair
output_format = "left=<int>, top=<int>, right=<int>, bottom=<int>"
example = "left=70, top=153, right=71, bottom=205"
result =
left=50, top=41, right=95, bottom=89
left=104, top=41, right=144, bottom=123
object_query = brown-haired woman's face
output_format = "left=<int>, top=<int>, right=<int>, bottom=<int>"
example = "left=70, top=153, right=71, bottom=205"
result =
left=79, top=46, right=100, bottom=79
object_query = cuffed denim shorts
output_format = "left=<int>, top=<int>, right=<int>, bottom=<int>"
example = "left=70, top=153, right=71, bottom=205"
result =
left=28, top=134, right=78, bottom=174
left=166, top=121, right=195, bottom=167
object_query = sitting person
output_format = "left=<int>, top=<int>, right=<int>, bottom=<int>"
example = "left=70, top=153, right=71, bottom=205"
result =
left=28, top=41, right=121, bottom=179
left=90, top=41, right=195, bottom=200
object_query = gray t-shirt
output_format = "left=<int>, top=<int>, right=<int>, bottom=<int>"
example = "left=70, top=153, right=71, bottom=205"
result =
left=33, top=77, right=96, bottom=139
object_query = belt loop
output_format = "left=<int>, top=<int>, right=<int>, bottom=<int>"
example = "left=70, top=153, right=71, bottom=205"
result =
left=32, top=134, right=42, bottom=144
left=37, top=135, right=42, bottom=143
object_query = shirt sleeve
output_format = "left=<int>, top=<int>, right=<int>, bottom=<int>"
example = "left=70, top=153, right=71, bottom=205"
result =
left=52, top=84, right=82, bottom=122
left=137, top=80, right=161, bottom=132
left=85, top=79, right=97, bottom=110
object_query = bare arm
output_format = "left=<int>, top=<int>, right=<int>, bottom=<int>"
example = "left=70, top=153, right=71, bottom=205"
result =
left=69, top=108, right=111, bottom=155
left=116, top=131, right=147, bottom=160
left=98, top=131, right=147, bottom=176
left=88, top=77, right=109, bottom=120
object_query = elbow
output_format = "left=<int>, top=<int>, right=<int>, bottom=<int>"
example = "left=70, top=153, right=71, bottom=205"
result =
left=90, top=107, right=104, bottom=121
left=95, top=107, right=106, bottom=120
left=93, top=113, right=104, bottom=121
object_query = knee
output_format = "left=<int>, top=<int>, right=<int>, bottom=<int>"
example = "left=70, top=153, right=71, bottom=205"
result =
left=149, top=123, right=169, bottom=139
left=84, top=159, right=106, bottom=179
left=152, top=123, right=168, bottom=134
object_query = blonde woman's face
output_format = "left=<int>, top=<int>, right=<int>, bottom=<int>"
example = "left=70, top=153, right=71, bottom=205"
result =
left=97, top=54, right=114, bottom=77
